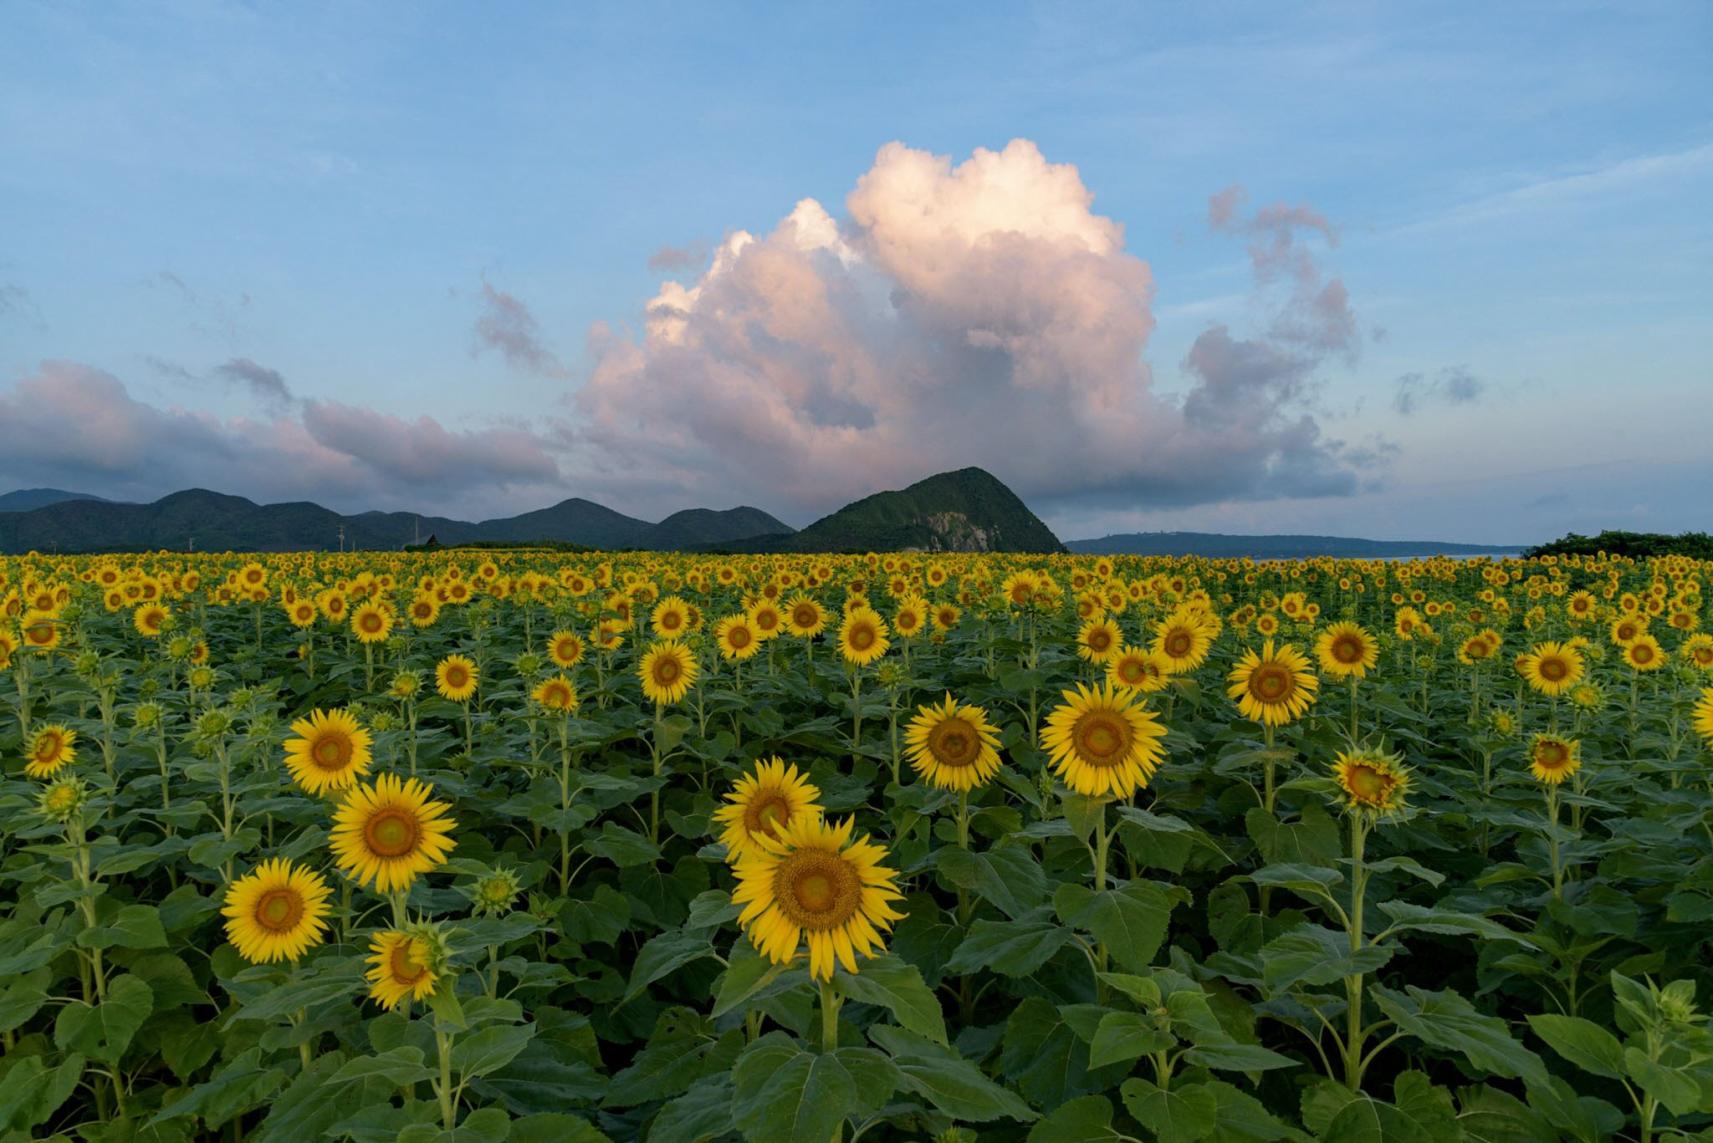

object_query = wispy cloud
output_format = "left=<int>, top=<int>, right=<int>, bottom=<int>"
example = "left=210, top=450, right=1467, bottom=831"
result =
left=472, top=280, right=573, bottom=380
left=1394, top=366, right=1487, bottom=415
left=1392, top=143, right=1713, bottom=236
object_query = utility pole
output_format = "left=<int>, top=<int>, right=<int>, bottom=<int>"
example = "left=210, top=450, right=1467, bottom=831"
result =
left=337, top=524, right=345, bottom=554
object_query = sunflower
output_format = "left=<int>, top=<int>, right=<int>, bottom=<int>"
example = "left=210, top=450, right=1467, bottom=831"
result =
left=1694, top=688, right=1713, bottom=748
left=1228, top=641, right=1319, bottom=727
left=748, top=601, right=785, bottom=641
left=1107, top=645, right=1170, bottom=694
left=1622, top=633, right=1665, bottom=672
left=407, top=594, right=441, bottom=628
left=1040, top=681, right=1168, bottom=799
left=532, top=674, right=580, bottom=714
left=133, top=602, right=169, bottom=638
left=838, top=607, right=890, bottom=667
left=1610, top=615, right=1648, bottom=646
left=20, top=610, right=59, bottom=651
left=1331, top=749, right=1411, bottom=815
left=640, top=640, right=698, bottom=705
left=715, top=615, right=762, bottom=661
left=1682, top=634, right=1713, bottom=672
left=24, top=724, right=77, bottom=779
left=366, top=927, right=442, bottom=1010
left=732, top=815, right=905, bottom=981
left=1077, top=618, right=1123, bottom=665
left=1566, top=590, right=1597, bottom=621
left=435, top=654, right=479, bottom=702
left=1152, top=609, right=1214, bottom=674
left=651, top=596, right=692, bottom=640
left=785, top=595, right=827, bottom=638
left=1315, top=622, right=1378, bottom=680
left=1518, top=641, right=1585, bottom=697
left=904, top=695, right=1003, bottom=791
left=547, top=628, right=585, bottom=668
left=330, top=773, right=458, bottom=893
left=714, top=757, right=823, bottom=861
left=283, top=708, right=374, bottom=795
left=890, top=596, right=927, bottom=640
left=222, top=857, right=333, bottom=964
left=351, top=601, right=394, bottom=644
left=931, top=602, right=962, bottom=634
left=1528, top=734, right=1581, bottom=785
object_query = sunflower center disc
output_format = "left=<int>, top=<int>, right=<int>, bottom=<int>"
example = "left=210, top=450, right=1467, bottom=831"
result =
left=745, top=795, right=791, bottom=837
left=256, top=889, right=304, bottom=932
left=929, top=719, right=978, bottom=767
left=367, top=810, right=420, bottom=858
left=775, top=850, right=859, bottom=930
left=1540, top=659, right=1566, bottom=681
left=390, top=941, right=428, bottom=984
left=1254, top=666, right=1290, bottom=701
left=655, top=659, right=680, bottom=684
left=1075, top=713, right=1130, bottom=766
left=313, top=735, right=349, bottom=770
left=850, top=627, right=874, bottom=650
left=1166, top=632, right=1191, bottom=657
left=1334, top=638, right=1362, bottom=663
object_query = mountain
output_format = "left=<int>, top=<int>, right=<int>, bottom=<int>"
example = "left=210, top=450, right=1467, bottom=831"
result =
left=0, top=490, right=794, bottom=554
left=1066, top=532, right=1520, bottom=559
left=723, top=468, right=1064, bottom=554
left=0, top=488, right=112, bottom=512
left=642, top=507, right=794, bottom=549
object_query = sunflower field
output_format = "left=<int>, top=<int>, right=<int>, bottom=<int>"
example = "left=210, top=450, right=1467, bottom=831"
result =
left=4, top=548, right=1713, bottom=1142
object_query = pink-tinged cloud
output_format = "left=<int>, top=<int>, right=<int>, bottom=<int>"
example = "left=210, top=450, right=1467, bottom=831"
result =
left=576, top=140, right=1368, bottom=518
left=0, top=361, right=565, bottom=516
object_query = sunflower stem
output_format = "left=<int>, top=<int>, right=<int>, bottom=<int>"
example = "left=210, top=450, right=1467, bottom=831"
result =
left=818, top=977, right=843, bottom=1053
left=436, top=1027, right=457, bottom=1130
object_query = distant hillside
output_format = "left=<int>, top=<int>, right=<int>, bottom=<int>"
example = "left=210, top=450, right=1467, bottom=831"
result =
left=1067, top=531, right=1520, bottom=559
left=0, top=489, right=795, bottom=554
left=0, top=488, right=112, bottom=512
left=724, top=468, right=1064, bottom=554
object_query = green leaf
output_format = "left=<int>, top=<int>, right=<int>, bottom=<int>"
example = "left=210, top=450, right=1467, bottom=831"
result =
left=1321, top=1096, right=1435, bottom=1143
left=585, top=822, right=662, bottom=867
left=1053, top=881, right=1178, bottom=973
left=151, top=1046, right=285, bottom=1129
left=1119, top=1077, right=1218, bottom=1143
left=510, top=1113, right=613, bottom=1143
left=452, top=1023, right=536, bottom=1079
left=624, top=927, right=718, bottom=1002
left=1260, top=925, right=1393, bottom=992
left=1001, top=997, right=1125, bottom=1109
left=934, top=845, right=1048, bottom=919
left=1377, top=901, right=1532, bottom=946
left=647, top=1075, right=735, bottom=1143
left=1624, top=1048, right=1704, bottom=1116
left=869, top=1026, right=1037, bottom=1122
left=1249, top=862, right=1344, bottom=899
left=54, top=972, right=152, bottom=1063
left=1371, top=986, right=1548, bottom=1088
left=1182, top=1040, right=1301, bottom=1072
left=1087, top=1010, right=1173, bottom=1069
left=834, top=954, right=948, bottom=1046
left=0, top=1052, right=83, bottom=1133
left=945, top=913, right=1072, bottom=977
left=1246, top=802, right=1340, bottom=866
left=1199, top=1077, right=1302, bottom=1141
left=1361, top=855, right=1445, bottom=888
left=730, top=1033, right=901, bottom=1143
left=77, top=903, right=169, bottom=950
left=1026, top=1095, right=1120, bottom=1143
left=329, top=1046, right=437, bottom=1087
left=712, top=939, right=797, bottom=1019
left=1527, top=1013, right=1625, bottom=1079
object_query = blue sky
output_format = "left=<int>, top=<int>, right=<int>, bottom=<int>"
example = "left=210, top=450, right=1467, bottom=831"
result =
left=1, top=1, right=1709, bottom=543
